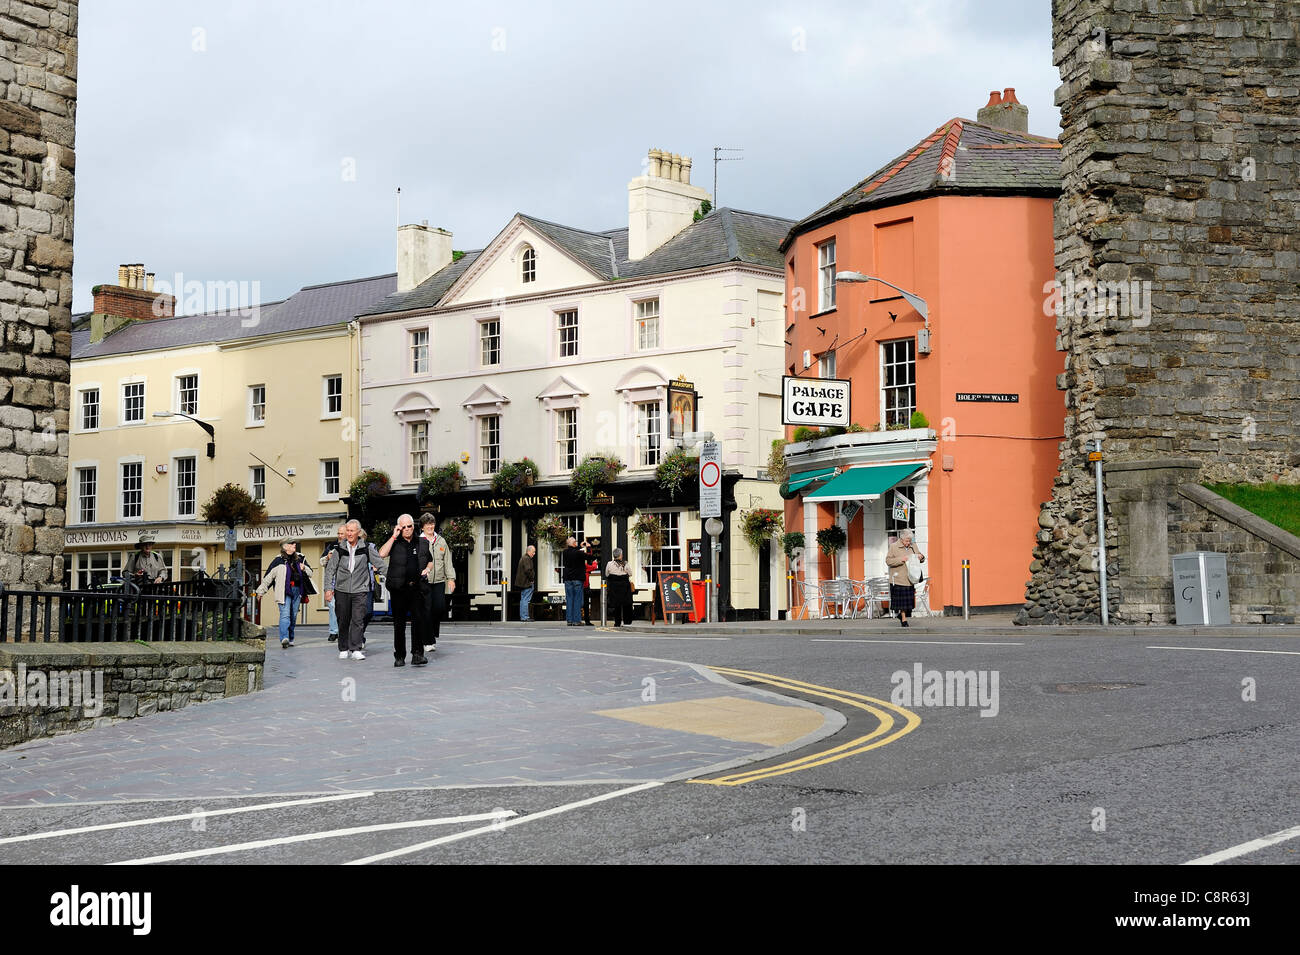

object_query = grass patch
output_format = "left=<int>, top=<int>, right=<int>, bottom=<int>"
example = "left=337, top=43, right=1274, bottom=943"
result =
left=1204, top=483, right=1300, bottom=537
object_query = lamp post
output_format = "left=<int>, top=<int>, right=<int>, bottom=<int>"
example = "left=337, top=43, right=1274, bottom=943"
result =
left=835, top=271, right=932, bottom=351
left=153, top=410, right=216, bottom=458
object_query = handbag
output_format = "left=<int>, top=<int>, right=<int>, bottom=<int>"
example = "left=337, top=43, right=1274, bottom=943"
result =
left=906, top=553, right=924, bottom=585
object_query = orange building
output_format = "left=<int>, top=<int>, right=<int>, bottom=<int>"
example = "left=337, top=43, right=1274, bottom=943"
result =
left=780, top=90, right=1065, bottom=615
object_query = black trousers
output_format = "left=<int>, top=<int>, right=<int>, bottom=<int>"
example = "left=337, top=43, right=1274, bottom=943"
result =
left=421, top=582, right=446, bottom=646
left=584, top=587, right=598, bottom=623
left=391, top=584, right=426, bottom=660
left=335, top=590, right=370, bottom=652
left=607, top=578, right=633, bottom=624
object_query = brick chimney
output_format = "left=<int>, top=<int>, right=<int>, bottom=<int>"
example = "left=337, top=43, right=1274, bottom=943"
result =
left=977, top=87, right=1029, bottom=133
left=90, top=263, right=176, bottom=342
left=397, top=222, right=453, bottom=293
left=627, top=148, right=711, bottom=261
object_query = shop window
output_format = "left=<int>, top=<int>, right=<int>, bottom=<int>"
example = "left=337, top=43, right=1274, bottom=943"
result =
left=483, top=518, right=504, bottom=586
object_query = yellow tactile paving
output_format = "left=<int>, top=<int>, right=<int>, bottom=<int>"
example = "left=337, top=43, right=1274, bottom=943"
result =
left=594, top=695, right=825, bottom=747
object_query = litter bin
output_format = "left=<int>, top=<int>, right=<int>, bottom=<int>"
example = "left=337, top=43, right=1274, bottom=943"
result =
left=1172, top=551, right=1230, bottom=625
left=690, top=579, right=708, bottom=623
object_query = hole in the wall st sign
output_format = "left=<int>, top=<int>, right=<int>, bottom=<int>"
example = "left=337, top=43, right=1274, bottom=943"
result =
left=782, top=376, right=851, bottom=427
left=955, top=392, right=1019, bottom=403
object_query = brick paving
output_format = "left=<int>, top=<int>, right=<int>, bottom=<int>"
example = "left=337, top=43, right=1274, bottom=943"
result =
left=0, top=626, right=834, bottom=806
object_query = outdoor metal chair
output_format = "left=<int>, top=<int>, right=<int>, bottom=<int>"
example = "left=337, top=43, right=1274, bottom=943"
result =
left=913, top=577, right=934, bottom=618
left=866, top=577, right=892, bottom=619
left=819, top=578, right=853, bottom=619
left=793, top=578, right=821, bottom=620
left=843, top=579, right=871, bottom=619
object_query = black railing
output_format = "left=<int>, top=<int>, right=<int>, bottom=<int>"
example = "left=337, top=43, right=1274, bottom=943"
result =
left=0, top=577, right=244, bottom=644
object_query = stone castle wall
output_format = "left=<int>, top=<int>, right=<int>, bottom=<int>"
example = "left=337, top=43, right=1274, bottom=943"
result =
left=0, top=0, right=77, bottom=589
left=1022, top=0, right=1300, bottom=624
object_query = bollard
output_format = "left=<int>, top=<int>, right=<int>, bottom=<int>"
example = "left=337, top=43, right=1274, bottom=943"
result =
left=961, top=559, right=970, bottom=620
left=501, top=577, right=508, bottom=623
left=601, top=581, right=607, bottom=628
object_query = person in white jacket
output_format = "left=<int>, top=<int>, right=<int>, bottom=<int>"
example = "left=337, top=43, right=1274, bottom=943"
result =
left=256, top=540, right=315, bottom=648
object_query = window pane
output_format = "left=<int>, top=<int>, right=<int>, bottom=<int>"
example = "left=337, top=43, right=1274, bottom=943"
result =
left=637, top=401, right=662, bottom=467
left=882, top=339, right=916, bottom=426
left=123, top=383, right=144, bottom=423
left=176, top=457, right=197, bottom=517
left=557, top=310, right=578, bottom=358
left=522, top=248, right=536, bottom=283
left=818, top=239, right=836, bottom=311
left=639, top=511, right=681, bottom=584
left=81, top=389, right=99, bottom=430
left=77, top=467, right=96, bottom=523
left=409, top=421, right=429, bottom=480
left=121, top=462, right=142, bottom=518
left=480, top=415, right=500, bottom=475
left=411, top=330, right=429, bottom=374
left=557, top=408, right=577, bottom=471
left=636, top=299, right=660, bottom=350
left=481, top=320, right=500, bottom=366
left=250, top=466, right=266, bottom=504
left=323, top=459, right=340, bottom=496
left=325, top=376, right=343, bottom=415
left=250, top=385, right=266, bottom=423
left=177, top=375, right=199, bottom=415
left=483, top=518, right=504, bottom=586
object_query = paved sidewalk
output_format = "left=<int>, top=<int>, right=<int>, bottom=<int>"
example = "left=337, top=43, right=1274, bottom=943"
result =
left=0, top=627, right=838, bottom=806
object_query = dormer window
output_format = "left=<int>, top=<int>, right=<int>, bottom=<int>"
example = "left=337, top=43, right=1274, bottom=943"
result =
left=521, top=247, right=536, bottom=283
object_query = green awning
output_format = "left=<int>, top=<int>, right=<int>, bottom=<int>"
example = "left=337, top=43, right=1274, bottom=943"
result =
left=804, top=463, right=925, bottom=503
left=780, top=467, right=837, bottom=499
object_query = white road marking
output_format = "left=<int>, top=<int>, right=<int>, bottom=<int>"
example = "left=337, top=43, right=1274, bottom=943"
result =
left=0, top=791, right=375, bottom=845
left=812, top=638, right=1023, bottom=646
left=110, top=810, right=518, bottom=865
left=344, top=781, right=663, bottom=865
left=1148, top=645, right=1300, bottom=656
left=1184, top=822, right=1300, bottom=865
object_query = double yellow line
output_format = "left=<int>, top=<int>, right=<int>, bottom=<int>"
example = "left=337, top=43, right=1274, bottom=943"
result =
left=690, top=667, right=921, bottom=786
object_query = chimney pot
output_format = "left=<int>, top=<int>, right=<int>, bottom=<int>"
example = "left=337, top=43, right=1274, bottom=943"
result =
left=146, top=272, right=155, bottom=292
left=985, top=90, right=1002, bottom=108
left=1003, top=87, right=1019, bottom=104
left=682, top=156, right=693, bottom=185
left=118, top=264, right=129, bottom=287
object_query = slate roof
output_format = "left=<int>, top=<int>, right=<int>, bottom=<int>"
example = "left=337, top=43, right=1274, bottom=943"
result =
left=358, top=207, right=793, bottom=317
left=782, top=118, right=1061, bottom=250
left=72, top=273, right=395, bottom=360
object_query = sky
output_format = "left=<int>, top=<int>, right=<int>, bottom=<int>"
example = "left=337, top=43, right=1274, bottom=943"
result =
left=72, top=0, right=1060, bottom=314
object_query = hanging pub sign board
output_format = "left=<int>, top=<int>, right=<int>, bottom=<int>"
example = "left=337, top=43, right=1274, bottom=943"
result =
left=667, top=378, right=698, bottom=438
left=782, top=376, right=851, bottom=428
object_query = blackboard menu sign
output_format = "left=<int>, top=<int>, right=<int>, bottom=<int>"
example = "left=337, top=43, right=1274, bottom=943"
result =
left=687, top=539, right=702, bottom=570
left=657, top=571, right=695, bottom=617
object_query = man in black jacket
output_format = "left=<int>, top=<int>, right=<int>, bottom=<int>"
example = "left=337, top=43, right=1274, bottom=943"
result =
left=516, top=544, right=536, bottom=622
left=377, top=514, right=431, bottom=667
left=562, top=537, right=586, bottom=627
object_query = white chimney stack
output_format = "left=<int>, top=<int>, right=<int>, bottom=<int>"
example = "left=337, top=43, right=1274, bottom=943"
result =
left=627, top=147, right=711, bottom=261
left=397, top=223, right=453, bottom=293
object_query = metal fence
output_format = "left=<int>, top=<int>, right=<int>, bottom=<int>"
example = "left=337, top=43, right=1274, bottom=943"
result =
left=0, top=564, right=246, bottom=644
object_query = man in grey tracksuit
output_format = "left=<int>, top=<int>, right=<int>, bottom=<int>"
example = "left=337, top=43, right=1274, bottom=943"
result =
left=324, top=519, right=387, bottom=660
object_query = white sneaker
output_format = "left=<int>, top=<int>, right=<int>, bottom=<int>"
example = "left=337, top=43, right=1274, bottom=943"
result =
left=339, top=651, right=349, bottom=660
left=351, top=650, right=366, bottom=660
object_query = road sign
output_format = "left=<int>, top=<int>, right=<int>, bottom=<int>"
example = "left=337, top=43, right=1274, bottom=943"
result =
left=699, top=440, right=722, bottom=519
left=224, top=528, right=237, bottom=552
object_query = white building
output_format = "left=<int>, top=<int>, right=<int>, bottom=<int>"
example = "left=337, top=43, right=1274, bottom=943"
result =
left=355, top=150, right=791, bottom=620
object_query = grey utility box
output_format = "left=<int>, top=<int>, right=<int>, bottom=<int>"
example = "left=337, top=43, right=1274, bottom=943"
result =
left=1172, top=551, right=1230, bottom=625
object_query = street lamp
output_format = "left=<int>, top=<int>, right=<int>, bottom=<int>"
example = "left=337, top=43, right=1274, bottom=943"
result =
left=153, top=411, right=216, bottom=458
left=836, top=271, right=932, bottom=351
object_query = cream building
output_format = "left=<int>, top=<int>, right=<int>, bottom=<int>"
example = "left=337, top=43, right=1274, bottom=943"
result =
left=67, top=267, right=394, bottom=628
left=355, top=150, right=790, bottom=620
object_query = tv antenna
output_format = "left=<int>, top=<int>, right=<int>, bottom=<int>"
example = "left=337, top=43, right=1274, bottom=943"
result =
left=713, top=147, right=743, bottom=208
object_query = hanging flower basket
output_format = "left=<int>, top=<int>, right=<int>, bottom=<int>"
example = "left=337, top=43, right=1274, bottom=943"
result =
left=492, top=458, right=540, bottom=495
left=632, top=513, right=664, bottom=551
left=533, top=514, right=571, bottom=553
left=347, top=468, right=391, bottom=512
left=655, top=449, right=699, bottom=501
left=740, top=508, right=784, bottom=552
left=420, top=462, right=465, bottom=502
left=440, top=516, right=475, bottom=552
left=570, top=453, right=625, bottom=506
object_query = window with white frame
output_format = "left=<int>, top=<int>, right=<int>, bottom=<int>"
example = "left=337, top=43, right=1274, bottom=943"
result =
left=77, top=550, right=122, bottom=590
left=882, top=338, right=916, bottom=427
left=480, top=319, right=501, bottom=366
left=483, top=518, right=504, bottom=586
left=818, top=239, right=837, bottom=312
left=638, top=510, right=681, bottom=584
left=479, top=415, right=501, bottom=476
left=885, top=486, right=916, bottom=544
left=552, top=515, right=585, bottom=584
left=410, top=329, right=430, bottom=375
left=80, top=388, right=99, bottom=431
left=175, top=374, right=199, bottom=416
left=557, top=310, right=578, bottom=358
left=323, top=375, right=343, bottom=417
left=248, top=384, right=266, bottom=425
left=636, top=401, right=662, bottom=467
left=408, top=421, right=429, bottom=481
left=120, top=462, right=143, bottom=519
left=175, top=456, right=197, bottom=518
left=819, top=351, right=837, bottom=379
left=521, top=247, right=536, bottom=283
left=249, top=466, right=266, bottom=504
left=321, top=459, right=340, bottom=499
left=122, top=382, right=144, bottom=424
left=76, top=467, right=96, bottom=524
left=635, top=298, right=660, bottom=350
left=556, top=408, right=578, bottom=472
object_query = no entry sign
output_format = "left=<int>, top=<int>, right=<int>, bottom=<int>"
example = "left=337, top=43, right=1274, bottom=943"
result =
left=699, top=440, right=721, bottom=519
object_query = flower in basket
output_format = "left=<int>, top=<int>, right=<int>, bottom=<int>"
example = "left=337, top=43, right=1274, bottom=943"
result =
left=569, top=453, right=625, bottom=506
left=439, top=516, right=475, bottom=552
left=740, top=508, right=784, bottom=552
left=655, top=449, right=699, bottom=501
left=348, top=468, right=391, bottom=512
left=492, top=458, right=540, bottom=495
left=632, top=512, right=664, bottom=551
left=420, top=462, right=465, bottom=502
left=532, top=514, right=572, bottom=552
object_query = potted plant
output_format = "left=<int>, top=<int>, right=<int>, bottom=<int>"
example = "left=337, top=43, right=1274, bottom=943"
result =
left=782, top=531, right=805, bottom=561
left=791, top=426, right=821, bottom=443
left=368, top=519, right=393, bottom=543
left=200, top=483, right=268, bottom=534
left=910, top=411, right=930, bottom=429
left=533, top=514, right=572, bottom=553
left=655, top=448, right=699, bottom=500
left=632, top=512, right=664, bottom=551
left=740, top=508, right=784, bottom=552
left=816, top=524, right=847, bottom=556
left=492, top=457, right=540, bottom=495
left=440, top=516, right=475, bottom=552
left=570, top=453, right=625, bottom=506
left=347, top=468, right=391, bottom=511
left=420, top=462, right=465, bottom=501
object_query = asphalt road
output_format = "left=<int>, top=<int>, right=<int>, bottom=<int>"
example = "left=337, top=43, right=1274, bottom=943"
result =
left=2, top=621, right=1298, bottom=871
